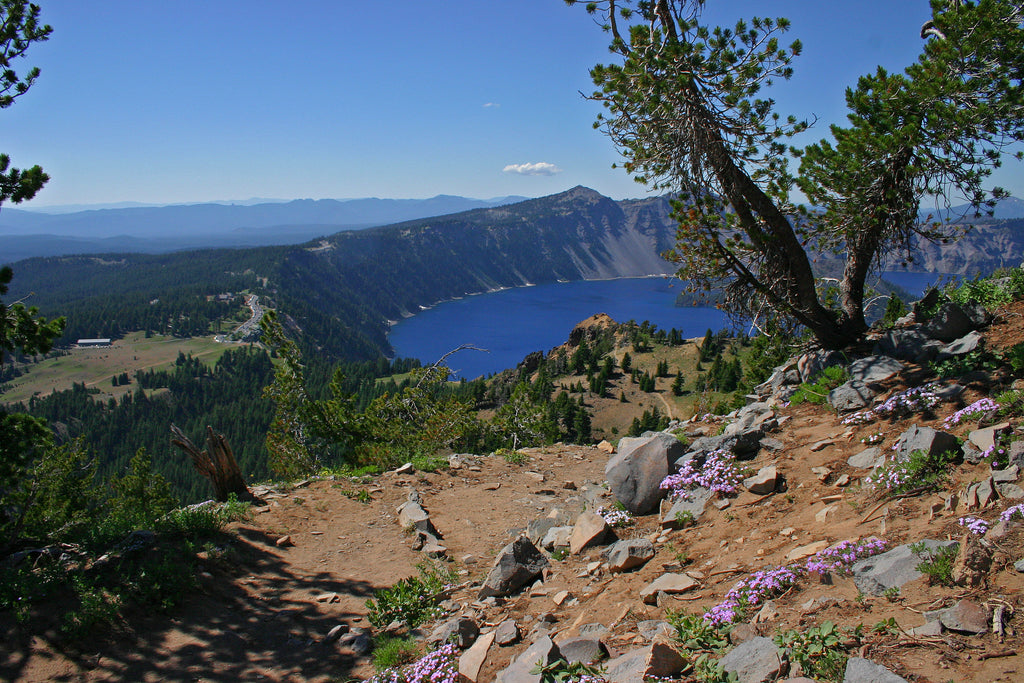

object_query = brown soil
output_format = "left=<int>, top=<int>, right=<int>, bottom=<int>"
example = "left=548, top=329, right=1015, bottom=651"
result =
left=6, top=315, right=1024, bottom=682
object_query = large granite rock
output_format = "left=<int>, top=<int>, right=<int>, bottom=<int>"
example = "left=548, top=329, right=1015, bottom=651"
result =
left=849, top=356, right=903, bottom=384
left=893, top=425, right=959, bottom=462
left=843, top=657, right=909, bottom=683
left=923, top=302, right=988, bottom=342
left=851, top=540, right=958, bottom=595
left=720, top=636, right=787, bottom=683
left=874, top=327, right=942, bottom=363
left=829, top=380, right=876, bottom=412
left=605, top=433, right=682, bottom=514
left=479, top=536, right=550, bottom=598
left=496, top=635, right=561, bottom=683
left=603, top=637, right=685, bottom=683
left=603, top=538, right=656, bottom=572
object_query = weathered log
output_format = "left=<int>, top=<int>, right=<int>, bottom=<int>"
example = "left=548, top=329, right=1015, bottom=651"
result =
left=170, top=424, right=256, bottom=502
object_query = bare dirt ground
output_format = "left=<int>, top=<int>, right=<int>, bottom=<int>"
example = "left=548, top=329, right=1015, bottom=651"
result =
left=6, top=311, right=1024, bottom=682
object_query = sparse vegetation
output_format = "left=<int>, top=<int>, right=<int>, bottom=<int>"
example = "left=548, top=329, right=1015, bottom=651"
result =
left=911, top=542, right=959, bottom=587
left=365, top=561, right=457, bottom=629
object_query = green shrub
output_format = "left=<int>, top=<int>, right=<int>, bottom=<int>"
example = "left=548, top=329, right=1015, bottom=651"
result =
left=929, top=349, right=998, bottom=379
left=910, top=542, right=959, bottom=587
left=790, top=366, right=849, bottom=405
left=530, top=659, right=607, bottom=682
left=869, top=449, right=959, bottom=496
left=774, top=621, right=852, bottom=683
left=366, top=561, right=457, bottom=628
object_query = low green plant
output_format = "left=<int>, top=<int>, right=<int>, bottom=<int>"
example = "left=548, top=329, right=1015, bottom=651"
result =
left=996, top=389, right=1024, bottom=418
left=365, top=561, right=457, bottom=628
left=499, top=448, right=530, bottom=465
left=929, top=349, right=998, bottom=379
left=674, top=510, right=696, bottom=528
left=774, top=621, right=851, bottom=683
left=61, top=574, right=121, bottom=640
left=530, top=658, right=607, bottom=682
left=789, top=366, right=849, bottom=405
left=666, top=609, right=732, bottom=654
left=373, top=635, right=421, bottom=672
left=947, top=270, right=1024, bottom=310
left=868, top=448, right=960, bottom=496
left=882, top=586, right=901, bottom=602
left=910, top=542, right=959, bottom=587
left=872, top=617, right=899, bottom=636
left=551, top=547, right=569, bottom=561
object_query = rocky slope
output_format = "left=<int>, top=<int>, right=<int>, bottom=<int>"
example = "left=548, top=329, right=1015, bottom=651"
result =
left=8, top=296, right=1024, bottom=682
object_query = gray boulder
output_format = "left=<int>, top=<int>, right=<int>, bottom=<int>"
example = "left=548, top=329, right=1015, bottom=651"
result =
left=935, top=330, right=983, bottom=361
left=556, top=636, right=608, bottom=665
left=496, top=635, right=561, bottom=683
left=923, top=302, right=987, bottom=342
left=661, top=487, right=714, bottom=528
left=843, top=657, right=909, bottom=683
left=849, top=355, right=903, bottom=384
left=479, top=536, right=551, bottom=598
left=720, top=636, right=787, bottom=683
left=797, top=349, right=845, bottom=383
left=428, top=616, right=479, bottom=648
left=829, top=380, right=876, bottom=412
left=602, top=538, right=656, bottom=572
left=851, top=540, right=958, bottom=595
left=605, top=433, right=682, bottom=514
left=874, top=327, right=942, bottom=363
left=848, top=447, right=884, bottom=470
left=894, top=425, right=959, bottom=462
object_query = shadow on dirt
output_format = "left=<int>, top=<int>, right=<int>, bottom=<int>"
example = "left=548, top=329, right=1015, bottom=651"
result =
left=1, top=524, right=384, bottom=683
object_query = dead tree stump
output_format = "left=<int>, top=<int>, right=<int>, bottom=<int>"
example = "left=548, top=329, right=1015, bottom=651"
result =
left=170, top=424, right=256, bottom=502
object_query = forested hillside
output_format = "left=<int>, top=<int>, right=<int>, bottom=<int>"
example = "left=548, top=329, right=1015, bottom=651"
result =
left=5, top=187, right=680, bottom=363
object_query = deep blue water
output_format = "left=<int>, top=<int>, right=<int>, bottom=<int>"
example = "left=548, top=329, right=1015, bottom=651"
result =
left=389, top=271, right=951, bottom=380
left=389, top=278, right=729, bottom=380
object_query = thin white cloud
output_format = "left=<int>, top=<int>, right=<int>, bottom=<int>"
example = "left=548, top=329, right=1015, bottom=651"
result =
left=502, top=162, right=562, bottom=176
left=482, top=102, right=500, bottom=108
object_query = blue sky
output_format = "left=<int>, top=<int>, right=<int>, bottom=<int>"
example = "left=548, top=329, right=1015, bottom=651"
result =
left=1, top=0, right=1020, bottom=208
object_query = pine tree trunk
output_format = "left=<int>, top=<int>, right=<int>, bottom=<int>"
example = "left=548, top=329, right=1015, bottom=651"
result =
left=170, top=424, right=256, bottom=502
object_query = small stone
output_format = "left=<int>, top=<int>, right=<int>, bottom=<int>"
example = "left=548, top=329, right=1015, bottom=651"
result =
left=785, top=540, right=830, bottom=563
left=1014, top=558, right=1024, bottom=573
left=815, top=505, right=836, bottom=524
left=458, top=631, right=494, bottom=682
left=744, top=465, right=778, bottom=495
left=569, top=511, right=609, bottom=554
left=552, top=590, right=571, bottom=606
left=276, top=535, right=294, bottom=547
left=810, top=440, right=833, bottom=452
left=495, top=619, right=519, bottom=646
left=939, top=599, right=989, bottom=635
left=482, top=482, right=500, bottom=491
left=394, top=462, right=415, bottom=475
left=834, top=474, right=851, bottom=487
left=324, top=624, right=349, bottom=643
left=640, top=573, right=698, bottom=604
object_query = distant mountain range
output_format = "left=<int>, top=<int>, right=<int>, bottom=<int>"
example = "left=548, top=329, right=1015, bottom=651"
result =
left=0, top=194, right=529, bottom=262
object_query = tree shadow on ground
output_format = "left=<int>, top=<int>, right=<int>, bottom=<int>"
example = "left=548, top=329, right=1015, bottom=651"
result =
left=1, top=525, right=385, bottom=683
